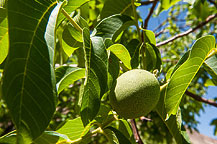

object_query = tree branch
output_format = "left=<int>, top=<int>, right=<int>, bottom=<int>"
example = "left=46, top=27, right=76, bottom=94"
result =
left=208, top=0, right=217, bottom=8
left=130, top=119, right=144, bottom=144
left=139, top=0, right=155, bottom=5
left=156, top=14, right=217, bottom=47
left=143, top=0, right=158, bottom=29
left=185, top=90, right=217, bottom=108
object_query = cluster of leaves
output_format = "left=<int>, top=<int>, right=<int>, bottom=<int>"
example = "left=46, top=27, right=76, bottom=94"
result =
left=0, top=0, right=217, bottom=143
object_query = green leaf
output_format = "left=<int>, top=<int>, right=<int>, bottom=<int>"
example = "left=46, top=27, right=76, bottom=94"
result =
left=117, top=119, right=136, bottom=144
left=165, top=35, right=216, bottom=117
left=156, top=89, right=190, bottom=144
left=204, top=54, right=217, bottom=85
left=92, top=14, right=134, bottom=41
left=2, top=1, right=64, bottom=142
left=0, top=131, right=16, bottom=144
left=66, top=15, right=89, bottom=43
left=90, top=36, right=108, bottom=96
left=210, top=118, right=217, bottom=136
left=125, top=39, right=141, bottom=69
left=0, top=2, right=8, bottom=64
left=143, top=29, right=156, bottom=45
left=158, top=0, right=181, bottom=13
left=104, top=129, right=119, bottom=144
left=55, top=66, right=85, bottom=94
left=81, top=28, right=108, bottom=125
left=145, top=43, right=162, bottom=71
left=106, top=126, right=131, bottom=144
left=33, top=131, right=68, bottom=144
left=57, top=117, right=86, bottom=141
left=100, top=0, right=133, bottom=19
left=170, top=50, right=190, bottom=78
left=107, top=44, right=132, bottom=69
left=192, top=0, right=211, bottom=20
left=57, top=0, right=90, bottom=25
left=62, top=23, right=83, bottom=49
left=105, top=39, right=120, bottom=90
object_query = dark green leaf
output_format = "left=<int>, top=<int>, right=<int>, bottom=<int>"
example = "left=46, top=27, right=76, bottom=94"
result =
left=95, top=103, right=112, bottom=124
left=106, top=126, right=131, bottom=144
left=126, top=39, right=141, bottom=69
left=90, top=36, right=108, bottom=96
left=100, top=0, right=133, bottom=19
left=210, top=118, right=217, bottom=136
left=92, top=14, right=134, bottom=41
left=105, top=38, right=120, bottom=90
left=55, top=66, right=85, bottom=94
left=62, top=24, right=83, bottom=49
left=81, top=28, right=108, bottom=125
left=118, top=119, right=136, bottom=144
left=104, top=129, right=119, bottom=144
left=165, top=35, right=216, bottom=117
left=145, top=43, right=162, bottom=71
left=2, top=1, right=64, bottom=142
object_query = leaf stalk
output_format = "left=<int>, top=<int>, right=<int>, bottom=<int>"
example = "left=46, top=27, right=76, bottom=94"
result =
left=61, top=9, right=83, bottom=34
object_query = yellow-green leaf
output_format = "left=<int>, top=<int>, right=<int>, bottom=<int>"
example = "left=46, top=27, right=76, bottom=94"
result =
left=107, top=44, right=132, bottom=69
left=165, top=35, right=216, bottom=117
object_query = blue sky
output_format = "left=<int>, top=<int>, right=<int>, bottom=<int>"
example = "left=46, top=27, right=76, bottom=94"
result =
left=137, top=2, right=217, bottom=139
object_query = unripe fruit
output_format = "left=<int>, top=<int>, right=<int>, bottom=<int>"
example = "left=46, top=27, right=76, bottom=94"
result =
left=109, top=69, right=160, bottom=119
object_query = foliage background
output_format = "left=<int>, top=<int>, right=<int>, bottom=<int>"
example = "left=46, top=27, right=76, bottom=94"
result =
left=0, top=0, right=217, bottom=143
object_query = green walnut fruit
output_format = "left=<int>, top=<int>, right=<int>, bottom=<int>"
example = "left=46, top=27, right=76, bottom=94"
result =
left=109, top=69, right=160, bottom=119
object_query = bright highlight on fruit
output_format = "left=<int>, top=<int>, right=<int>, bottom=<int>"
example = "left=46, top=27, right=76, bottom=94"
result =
left=109, top=69, right=160, bottom=119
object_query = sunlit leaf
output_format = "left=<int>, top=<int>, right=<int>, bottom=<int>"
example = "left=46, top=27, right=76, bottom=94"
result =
left=0, top=131, right=16, bottom=144
left=57, top=117, right=86, bottom=141
left=33, top=131, right=68, bottom=144
left=204, top=54, right=217, bottom=85
left=158, top=0, right=181, bottom=13
left=2, top=1, right=64, bottom=142
left=100, top=0, right=133, bottom=19
left=170, top=50, right=190, bottom=78
left=107, top=44, right=131, bottom=69
left=57, top=0, right=90, bottom=25
left=142, top=29, right=156, bottom=45
left=165, top=35, right=216, bottom=117
left=55, top=66, right=85, bottom=94
left=0, top=2, right=8, bottom=64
